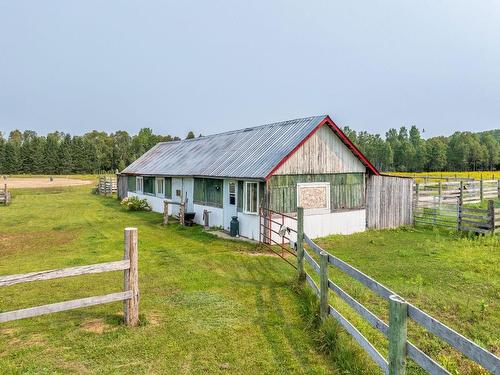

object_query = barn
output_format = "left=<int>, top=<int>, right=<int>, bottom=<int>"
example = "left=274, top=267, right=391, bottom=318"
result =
left=120, top=115, right=383, bottom=240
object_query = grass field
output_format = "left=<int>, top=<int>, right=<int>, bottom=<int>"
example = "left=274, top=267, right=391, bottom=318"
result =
left=0, top=183, right=498, bottom=374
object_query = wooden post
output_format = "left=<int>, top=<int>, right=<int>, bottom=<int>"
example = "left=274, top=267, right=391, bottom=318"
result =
left=438, top=181, right=442, bottom=206
left=124, top=228, right=139, bottom=326
left=480, top=179, right=484, bottom=202
left=389, top=295, right=407, bottom=375
left=497, top=179, right=500, bottom=199
left=296, top=207, right=305, bottom=281
left=415, top=183, right=420, bottom=210
left=488, top=200, right=495, bottom=235
left=163, top=201, right=169, bottom=225
left=458, top=182, right=463, bottom=232
left=179, top=203, right=185, bottom=226
left=319, top=251, right=329, bottom=321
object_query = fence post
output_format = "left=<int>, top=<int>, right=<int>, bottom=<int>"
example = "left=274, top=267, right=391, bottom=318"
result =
left=438, top=181, right=442, bottom=206
left=319, top=251, right=329, bottom=321
left=296, top=207, right=305, bottom=281
left=415, top=183, right=420, bottom=209
left=488, top=200, right=495, bottom=235
left=163, top=201, right=169, bottom=225
left=480, top=179, right=484, bottom=202
left=497, top=179, right=500, bottom=199
left=389, top=295, right=408, bottom=375
left=124, top=227, right=139, bottom=326
left=458, top=186, right=463, bottom=232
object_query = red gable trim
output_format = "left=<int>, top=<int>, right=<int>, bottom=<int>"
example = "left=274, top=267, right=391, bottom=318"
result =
left=265, top=116, right=380, bottom=180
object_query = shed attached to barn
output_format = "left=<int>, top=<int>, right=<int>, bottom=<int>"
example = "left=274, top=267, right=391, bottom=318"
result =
left=120, top=115, right=380, bottom=240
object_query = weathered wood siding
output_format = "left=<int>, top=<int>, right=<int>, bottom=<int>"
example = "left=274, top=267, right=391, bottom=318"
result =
left=366, top=175, right=413, bottom=229
left=268, top=173, right=365, bottom=213
left=274, top=125, right=366, bottom=175
left=117, top=174, right=128, bottom=199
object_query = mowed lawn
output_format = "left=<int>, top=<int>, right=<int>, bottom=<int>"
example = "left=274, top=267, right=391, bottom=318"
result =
left=1, top=183, right=498, bottom=374
left=0, top=185, right=340, bottom=374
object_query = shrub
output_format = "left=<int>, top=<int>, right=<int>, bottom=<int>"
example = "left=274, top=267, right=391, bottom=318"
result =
left=121, top=196, right=151, bottom=211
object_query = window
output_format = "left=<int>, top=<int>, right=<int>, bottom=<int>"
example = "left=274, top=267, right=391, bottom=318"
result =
left=165, top=177, right=172, bottom=199
left=127, top=176, right=136, bottom=192
left=297, top=182, right=330, bottom=214
left=143, top=176, right=155, bottom=195
left=156, top=177, right=164, bottom=197
left=194, top=178, right=223, bottom=208
left=244, top=181, right=259, bottom=214
left=136, top=177, right=143, bottom=193
left=229, top=181, right=236, bottom=205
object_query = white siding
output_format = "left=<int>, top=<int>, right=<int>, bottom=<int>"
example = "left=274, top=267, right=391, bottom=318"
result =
left=274, top=125, right=365, bottom=175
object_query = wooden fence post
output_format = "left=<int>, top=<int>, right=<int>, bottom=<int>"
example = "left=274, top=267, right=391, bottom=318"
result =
left=163, top=201, right=169, bottom=225
left=124, top=228, right=139, bottom=326
left=415, top=183, right=420, bottom=208
left=179, top=203, right=185, bottom=226
left=480, top=179, right=484, bottom=202
left=488, top=200, right=495, bottom=235
left=497, top=179, right=500, bottom=199
left=438, top=181, right=442, bottom=206
left=296, top=207, right=305, bottom=281
left=319, top=251, right=329, bottom=321
left=389, top=295, right=408, bottom=375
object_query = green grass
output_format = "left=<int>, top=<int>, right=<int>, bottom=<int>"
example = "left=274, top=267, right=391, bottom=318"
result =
left=1, top=186, right=498, bottom=374
left=307, top=227, right=499, bottom=375
left=0, top=185, right=359, bottom=374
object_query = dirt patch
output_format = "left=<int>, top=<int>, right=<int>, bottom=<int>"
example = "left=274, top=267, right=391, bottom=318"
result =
left=4, top=177, right=93, bottom=189
left=0, top=231, right=77, bottom=258
left=81, top=319, right=111, bottom=334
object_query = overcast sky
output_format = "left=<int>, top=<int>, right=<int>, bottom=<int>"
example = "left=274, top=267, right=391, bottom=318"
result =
left=0, top=1, right=499, bottom=139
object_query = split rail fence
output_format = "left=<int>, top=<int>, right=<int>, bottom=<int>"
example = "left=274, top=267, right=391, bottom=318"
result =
left=0, top=183, right=11, bottom=205
left=97, top=176, right=117, bottom=196
left=0, top=228, right=139, bottom=326
left=293, top=207, right=499, bottom=375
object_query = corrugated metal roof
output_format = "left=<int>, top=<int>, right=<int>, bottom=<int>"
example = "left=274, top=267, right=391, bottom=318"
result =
left=122, top=115, right=328, bottom=179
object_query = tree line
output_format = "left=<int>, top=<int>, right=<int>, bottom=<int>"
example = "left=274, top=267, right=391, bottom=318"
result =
left=343, top=126, right=499, bottom=172
left=0, top=125, right=498, bottom=174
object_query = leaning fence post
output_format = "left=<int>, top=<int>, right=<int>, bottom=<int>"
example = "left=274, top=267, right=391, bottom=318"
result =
left=319, top=251, right=329, bottom=321
left=296, top=207, right=305, bottom=281
left=389, top=295, right=408, bottom=375
left=458, top=181, right=464, bottom=231
left=488, top=200, right=495, bottom=235
left=124, top=227, right=139, bottom=326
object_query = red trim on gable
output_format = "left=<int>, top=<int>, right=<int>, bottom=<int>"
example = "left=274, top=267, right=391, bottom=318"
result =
left=265, top=116, right=380, bottom=180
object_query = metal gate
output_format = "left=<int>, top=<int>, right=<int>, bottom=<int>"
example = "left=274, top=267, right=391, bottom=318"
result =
left=259, top=206, right=297, bottom=268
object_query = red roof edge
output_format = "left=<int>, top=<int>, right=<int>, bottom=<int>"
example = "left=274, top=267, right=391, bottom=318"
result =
left=265, top=115, right=380, bottom=180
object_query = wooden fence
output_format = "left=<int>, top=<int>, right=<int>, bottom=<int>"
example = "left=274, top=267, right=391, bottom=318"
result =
left=366, top=175, right=413, bottom=229
left=0, top=183, right=11, bottom=205
left=0, top=228, right=139, bottom=326
left=415, top=180, right=499, bottom=207
left=294, top=207, right=499, bottom=375
left=97, top=176, right=117, bottom=196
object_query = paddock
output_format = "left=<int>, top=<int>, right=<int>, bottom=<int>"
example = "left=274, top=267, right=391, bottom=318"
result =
left=4, top=177, right=93, bottom=189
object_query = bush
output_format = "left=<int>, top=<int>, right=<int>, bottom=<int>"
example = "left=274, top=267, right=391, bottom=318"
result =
left=121, top=196, right=152, bottom=211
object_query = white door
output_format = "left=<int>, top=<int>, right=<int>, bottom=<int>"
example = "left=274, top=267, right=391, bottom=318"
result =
left=224, top=180, right=238, bottom=230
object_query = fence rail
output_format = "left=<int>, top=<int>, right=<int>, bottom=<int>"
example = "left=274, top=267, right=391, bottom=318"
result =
left=0, top=228, right=139, bottom=326
left=294, top=207, right=499, bottom=374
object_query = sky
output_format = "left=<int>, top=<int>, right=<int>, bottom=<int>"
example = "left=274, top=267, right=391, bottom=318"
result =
left=0, top=1, right=499, bottom=139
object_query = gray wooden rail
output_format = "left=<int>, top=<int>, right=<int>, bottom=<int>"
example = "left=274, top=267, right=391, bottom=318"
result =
left=295, top=207, right=499, bottom=375
left=0, top=228, right=139, bottom=326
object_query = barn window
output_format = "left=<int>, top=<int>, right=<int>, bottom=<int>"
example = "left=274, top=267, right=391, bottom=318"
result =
left=194, top=178, right=223, bottom=208
left=156, top=177, right=164, bottom=197
left=244, top=181, right=259, bottom=214
left=297, top=182, right=330, bottom=214
left=136, top=177, right=143, bottom=193
left=229, top=181, right=236, bottom=205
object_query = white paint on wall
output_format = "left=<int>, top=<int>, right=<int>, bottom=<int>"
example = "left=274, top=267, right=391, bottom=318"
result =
left=237, top=212, right=260, bottom=240
left=193, top=204, right=223, bottom=227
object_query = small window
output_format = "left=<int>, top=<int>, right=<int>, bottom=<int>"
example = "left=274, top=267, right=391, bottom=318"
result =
left=136, top=177, right=143, bottom=193
left=156, top=177, right=164, bottom=196
left=244, top=181, right=259, bottom=214
left=229, top=181, right=236, bottom=205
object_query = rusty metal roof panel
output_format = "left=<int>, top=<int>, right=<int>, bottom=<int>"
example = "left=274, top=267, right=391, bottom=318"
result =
left=122, top=115, right=327, bottom=179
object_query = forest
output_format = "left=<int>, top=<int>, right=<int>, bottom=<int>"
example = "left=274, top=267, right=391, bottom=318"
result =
left=0, top=125, right=498, bottom=174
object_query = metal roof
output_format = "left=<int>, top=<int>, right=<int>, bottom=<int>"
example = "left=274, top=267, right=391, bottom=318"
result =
left=122, top=115, right=328, bottom=179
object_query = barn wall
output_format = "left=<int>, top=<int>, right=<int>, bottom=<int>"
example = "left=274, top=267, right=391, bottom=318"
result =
left=366, top=175, right=413, bottom=229
left=273, top=125, right=366, bottom=175
left=268, top=173, right=365, bottom=213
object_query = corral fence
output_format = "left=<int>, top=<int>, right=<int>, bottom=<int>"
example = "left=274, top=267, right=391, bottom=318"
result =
left=414, top=180, right=500, bottom=234
left=0, top=183, right=11, bottom=205
left=0, top=228, right=139, bottom=326
left=292, top=207, right=499, bottom=375
left=97, top=175, right=117, bottom=196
